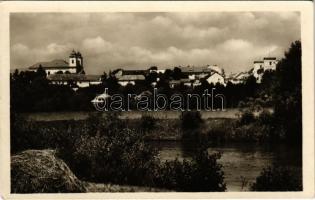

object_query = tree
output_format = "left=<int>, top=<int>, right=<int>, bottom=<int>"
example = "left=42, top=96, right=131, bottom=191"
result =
left=36, top=65, right=46, bottom=77
left=273, top=41, right=302, bottom=144
left=173, top=67, right=182, bottom=80
left=101, top=72, right=107, bottom=83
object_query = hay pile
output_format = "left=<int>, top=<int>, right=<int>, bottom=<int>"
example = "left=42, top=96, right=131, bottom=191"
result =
left=11, top=149, right=86, bottom=193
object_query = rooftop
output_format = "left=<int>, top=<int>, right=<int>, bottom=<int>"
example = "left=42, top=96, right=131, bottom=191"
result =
left=29, top=59, right=71, bottom=69
left=263, top=57, right=277, bottom=60
left=118, top=74, right=145, bottom=81
left=181, top=66, right=212, bottom=73
left=47, top=74, right=101, bottom=81
left=122, top=69, right=148, bottom=75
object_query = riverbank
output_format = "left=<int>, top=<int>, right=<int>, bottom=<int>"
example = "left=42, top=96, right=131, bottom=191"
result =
left=15, top=109, right=278, bottom=143
left=149, top=141, right=302, bottom=191
left=11, top=111, right=302, bottom=192
left=20, top=110, right=242, bottom=121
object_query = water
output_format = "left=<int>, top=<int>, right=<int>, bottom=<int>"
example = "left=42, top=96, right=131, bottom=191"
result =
left=149, top=141, right=301, bottom=191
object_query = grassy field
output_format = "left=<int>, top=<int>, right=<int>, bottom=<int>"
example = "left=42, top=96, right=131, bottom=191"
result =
left=20, top=109, right=242, bottom=122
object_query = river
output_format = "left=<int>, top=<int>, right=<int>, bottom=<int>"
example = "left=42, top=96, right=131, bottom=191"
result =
left=149, top=141, right=301, bottom=191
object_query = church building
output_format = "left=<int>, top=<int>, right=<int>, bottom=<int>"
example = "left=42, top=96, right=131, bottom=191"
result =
left=28, top=50, right=84, bottom=75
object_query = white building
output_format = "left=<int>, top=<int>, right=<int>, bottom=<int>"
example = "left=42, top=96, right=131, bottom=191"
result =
left=117, top=75, right=146, bottom=86
left=252, top=61, right=264, bottom=83
left=47, top=74, right=102, bottom=89
left=207, top=65, right=224, bottom=75
left=227, top=71, right=251, bottom=84
left=263, top=57, right=278, bottom=71
left=28, top=50, right=84, bottom=75
left=252, top=57, right=279, bottom=83
left=206, top=72, right=226, bottom=86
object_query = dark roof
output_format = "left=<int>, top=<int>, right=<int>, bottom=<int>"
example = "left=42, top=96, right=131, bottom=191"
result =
left=70, top=50, right=76, bottom=57
left=122, top=69, right=148, bottom=75
left=47, top=74, right=101, bottom=81
left=253, top=61, right=264, bottom=63
left=181, top=66, right=212, bottom=73
left=263, top=57, right=277, bottom=60
left=29, top=59, right=71, bottom=69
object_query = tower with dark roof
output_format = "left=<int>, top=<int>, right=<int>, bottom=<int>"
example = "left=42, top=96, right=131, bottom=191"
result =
left=69, top=50, right=84, bottom=73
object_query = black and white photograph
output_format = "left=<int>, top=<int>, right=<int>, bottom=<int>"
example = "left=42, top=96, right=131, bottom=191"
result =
left=0, top=1, right=314, bottom=198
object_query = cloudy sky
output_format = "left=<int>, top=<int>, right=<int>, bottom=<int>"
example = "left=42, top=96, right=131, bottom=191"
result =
left=11, top=12, right=300, bottom=74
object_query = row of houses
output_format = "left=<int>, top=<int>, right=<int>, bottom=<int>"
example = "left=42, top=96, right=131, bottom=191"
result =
left=112, top=64, right=226, bottom=88
left=25, top=50, right=279, bottom=90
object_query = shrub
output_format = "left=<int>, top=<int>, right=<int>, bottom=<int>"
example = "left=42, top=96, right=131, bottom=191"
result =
left=12, top=112, right=226, bottom=191
left=140, top=115, right=156, bottom=133
left=155, top=151, right=226, bottom=191
left=238, top=110, right=255, bottom=125
left=181, top=111, right=203, bottom=139
left=62, top=125, right=159, bottom=186
left=251, top=166, right=302, bottom=191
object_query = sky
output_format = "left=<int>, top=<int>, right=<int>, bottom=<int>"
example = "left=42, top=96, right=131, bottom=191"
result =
left=10, top=12, right=300, bottom=74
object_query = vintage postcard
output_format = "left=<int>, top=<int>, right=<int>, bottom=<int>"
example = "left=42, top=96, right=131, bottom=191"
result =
left=0, top=1, right=314, bottom=199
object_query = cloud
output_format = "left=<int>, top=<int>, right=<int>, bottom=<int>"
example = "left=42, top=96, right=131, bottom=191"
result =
left=82, top=36, right=113, bottom=54
left=218, top=39, right=253, bottom=51
left=10, top=12, right=300, bottom=73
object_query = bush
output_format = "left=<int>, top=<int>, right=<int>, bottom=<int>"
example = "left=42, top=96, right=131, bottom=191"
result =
left=140, top=115, right=156, bottom=133
left=155, top=151, right=226, bottom=191
left=69, top=128, right=159, bottom=186
left=238, top=110, right=255, bottom=125
left=12, top=112, right=226, bottom=191
left=181, top=111, right=203, bottom=139
left=251, top=166, right=302, bottom=191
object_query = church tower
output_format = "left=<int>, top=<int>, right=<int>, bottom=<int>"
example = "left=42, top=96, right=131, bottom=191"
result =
left=69, top=50, right=84, bottom=73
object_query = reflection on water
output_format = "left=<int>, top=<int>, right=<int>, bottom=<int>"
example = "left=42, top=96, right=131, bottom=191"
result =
left=149, top=141, right=301, bottom=191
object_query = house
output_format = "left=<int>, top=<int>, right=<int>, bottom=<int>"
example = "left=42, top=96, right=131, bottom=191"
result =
left=117, top=74, right=146, bottom=86
left=252, top=61, right=264, bottom=83
left=169, top=79, right=199, bottom=88
left=181, top=79, right=193, bottom=87
left=206, top=72, right=226, bottom=86
left=180, top=65, right=224, bottom=81
left=113, top=68, right=147, bottom=86
left=181, top=66, right=212, bottom=75
left=252, top=57, right=279, bottom=83
left=148, top=66, right=165, bottom=74
left=227, top=71, right=251, bottom=84
left=113, top=68, right=148, bottom=77
left=207, top=65, right=224, bottom=75
left=263, top=57, right=278, bottom=71
left=28, top=50, right=84, bottom=75
left=47, top=74, right=102, bottom=89
left=28, top=50, right=103, bottom=90
left=169, top=80, right=181, bottom=88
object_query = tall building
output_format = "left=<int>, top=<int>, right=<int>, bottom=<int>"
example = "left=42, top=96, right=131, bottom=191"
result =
left=252, top=57, right=279, bottom=83
left=28, top=50, right=84, bottom=75
left=69, top=50, right=84, bottom=73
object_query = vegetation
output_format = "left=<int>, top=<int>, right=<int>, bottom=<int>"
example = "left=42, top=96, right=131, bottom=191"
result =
left=11, top=112, right=226, bottom=192
left=10, top=41, right=302, bottom=192
left=251, top=166, right=302, bottom=191
left=140, top=115, right=156, bottom=133
left=155, top=151, right=226, bottom=191
left=10, top=65, right=263, bottom=112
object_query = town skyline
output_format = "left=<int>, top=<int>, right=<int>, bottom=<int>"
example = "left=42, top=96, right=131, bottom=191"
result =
left=10, top=12, right=300, bottom=74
